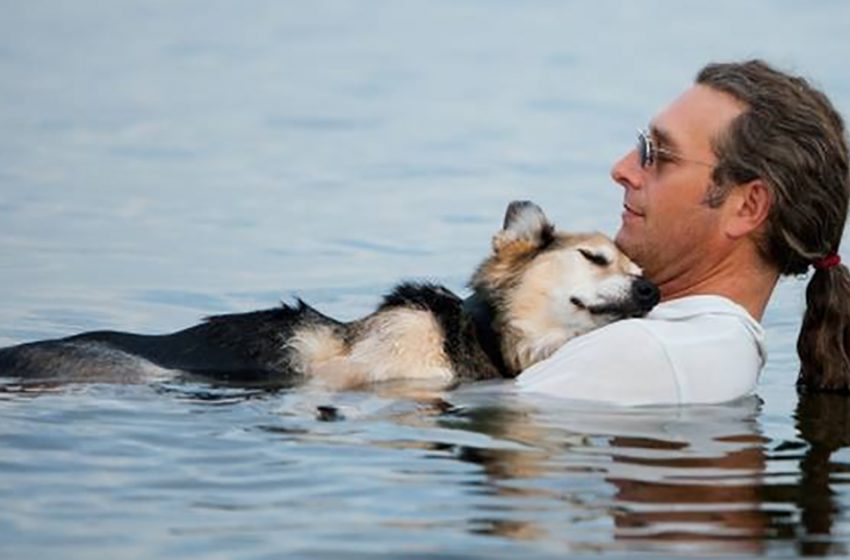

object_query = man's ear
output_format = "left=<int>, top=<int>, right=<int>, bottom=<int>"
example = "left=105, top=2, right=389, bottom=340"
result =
left=492, top=200, right=555, bottom=253
left=723, top=180, right=772, bottom=239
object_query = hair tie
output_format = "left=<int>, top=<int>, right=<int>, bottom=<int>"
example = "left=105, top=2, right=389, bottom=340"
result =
left=813, top=253, right=841, bottom=270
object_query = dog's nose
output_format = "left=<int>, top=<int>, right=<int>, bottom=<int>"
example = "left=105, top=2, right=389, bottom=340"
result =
left=632, top=277, right=660, bottom=311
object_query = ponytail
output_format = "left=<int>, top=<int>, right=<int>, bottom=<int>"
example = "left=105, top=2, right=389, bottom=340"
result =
left=797, top=263, right=850, bottom=392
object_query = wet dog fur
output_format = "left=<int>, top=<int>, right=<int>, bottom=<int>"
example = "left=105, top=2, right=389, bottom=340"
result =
left=0, top=201, right=659, bottom=389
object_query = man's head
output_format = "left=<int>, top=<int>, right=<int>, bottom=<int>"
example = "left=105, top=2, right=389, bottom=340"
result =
left=610, top=83, right=750, bottom=288
left=613, top=60, right=849, bottom=284
left=696, top=60, right=850, bottom=276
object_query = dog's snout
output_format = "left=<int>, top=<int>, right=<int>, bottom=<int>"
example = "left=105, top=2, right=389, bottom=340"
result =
left=632, top=277, right=660, bottom=311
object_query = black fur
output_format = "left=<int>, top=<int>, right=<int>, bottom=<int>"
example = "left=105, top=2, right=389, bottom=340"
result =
left=0, top=301, right=339, bottom=384
left=378, top=282, right=506, bottom=382
left=0, top=283, right=507, bottom=385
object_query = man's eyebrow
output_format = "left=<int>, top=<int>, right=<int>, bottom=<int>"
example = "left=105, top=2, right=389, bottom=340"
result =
left=649, top=124, right=680, bottom=152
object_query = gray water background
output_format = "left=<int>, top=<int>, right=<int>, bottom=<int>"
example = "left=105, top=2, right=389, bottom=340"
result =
left=2, top=1, right=850, bottom=558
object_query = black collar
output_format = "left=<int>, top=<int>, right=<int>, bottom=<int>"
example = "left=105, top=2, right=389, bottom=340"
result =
left=462, top=292, right=511, bottom=377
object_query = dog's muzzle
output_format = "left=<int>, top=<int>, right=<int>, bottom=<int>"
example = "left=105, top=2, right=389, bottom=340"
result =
left=575, top=276, right=661, bottom=318
left=632, top=277, right=660, bottom=312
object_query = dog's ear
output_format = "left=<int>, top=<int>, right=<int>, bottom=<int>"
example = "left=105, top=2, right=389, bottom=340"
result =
left=492, top=200, right=555, bottom=253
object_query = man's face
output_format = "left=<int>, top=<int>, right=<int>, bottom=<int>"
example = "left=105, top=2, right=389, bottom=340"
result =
left=610, top=85, right=745, bottom=291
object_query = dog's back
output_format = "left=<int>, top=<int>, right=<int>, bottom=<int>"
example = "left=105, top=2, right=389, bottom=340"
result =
left=0, top=302, right=340, bottom=384
left=0, top=283, right=503, bottom=387
left=286, top=283, right=504, bottom=390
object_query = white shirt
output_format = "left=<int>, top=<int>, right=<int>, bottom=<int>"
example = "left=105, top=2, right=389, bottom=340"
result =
left=515, top=295, right=766, bottom=406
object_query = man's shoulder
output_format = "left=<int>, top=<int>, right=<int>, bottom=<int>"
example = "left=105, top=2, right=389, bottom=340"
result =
left=603, top=295, right=763, bottom=341
left=646, top=294, right=760, bottom=324
left=515, top=295, right=765, bottom=406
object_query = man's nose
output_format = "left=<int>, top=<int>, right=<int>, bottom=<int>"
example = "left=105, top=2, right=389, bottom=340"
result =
left=611, top=149, right=643, bottom=191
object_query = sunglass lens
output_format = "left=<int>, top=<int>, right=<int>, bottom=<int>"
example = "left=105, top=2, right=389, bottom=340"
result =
left=637, top=131, right=652, bottom=168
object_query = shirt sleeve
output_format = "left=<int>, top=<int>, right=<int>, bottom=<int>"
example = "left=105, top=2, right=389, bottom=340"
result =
left=515, top=319, right=681, bottom=406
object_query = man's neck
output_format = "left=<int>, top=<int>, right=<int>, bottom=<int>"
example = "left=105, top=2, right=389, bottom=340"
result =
left=656, top=251, right=780, bottom=321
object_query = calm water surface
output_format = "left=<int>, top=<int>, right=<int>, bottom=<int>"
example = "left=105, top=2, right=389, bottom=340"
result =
left=2, top=2, right=850, bottom=558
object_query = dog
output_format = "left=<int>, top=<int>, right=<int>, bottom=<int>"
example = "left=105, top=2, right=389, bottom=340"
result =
left=0, top=201, right=659, bottom=389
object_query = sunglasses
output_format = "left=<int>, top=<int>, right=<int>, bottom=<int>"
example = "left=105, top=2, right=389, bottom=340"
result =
left=636, top=128, right=713, bottom=169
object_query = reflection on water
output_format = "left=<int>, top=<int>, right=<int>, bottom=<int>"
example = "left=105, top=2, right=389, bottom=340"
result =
left=345, top=385, right=850, bottom=556
left=1, top=377, right=850, bottom=557
left=782, top=393, right=850, bottom=557
left=439, top=393, right=773, bottom=554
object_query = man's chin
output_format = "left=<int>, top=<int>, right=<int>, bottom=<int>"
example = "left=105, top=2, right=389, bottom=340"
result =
left=614, top=230, right=644, bottom=265
left=613, top=228, right=631, bottom=253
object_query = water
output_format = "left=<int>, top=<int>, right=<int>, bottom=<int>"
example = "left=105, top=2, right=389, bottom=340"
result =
left=2, top=1, right=850, bottom=557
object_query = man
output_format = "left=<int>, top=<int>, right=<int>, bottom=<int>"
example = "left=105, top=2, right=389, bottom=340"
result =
left=516, top=60, right=850, bottom=405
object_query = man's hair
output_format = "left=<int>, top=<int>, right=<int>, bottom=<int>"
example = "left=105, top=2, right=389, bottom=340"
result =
left=696, top=60, right=850, bottom=393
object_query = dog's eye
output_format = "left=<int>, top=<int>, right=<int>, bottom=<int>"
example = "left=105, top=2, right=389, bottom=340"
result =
left=579, top=249, right=609, bottom=267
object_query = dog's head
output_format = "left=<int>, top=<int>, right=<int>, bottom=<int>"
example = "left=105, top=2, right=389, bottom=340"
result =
left=470, top=200, right=660, bottom=374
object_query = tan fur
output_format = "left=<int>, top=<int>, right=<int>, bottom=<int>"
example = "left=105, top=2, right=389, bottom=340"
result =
left=290, top=309, right=453, bottom=390
left=501, top=249, right=580, bottom=372
left=475, top=231, right=645, bottom=373
left=287, top=324, right=347, bottom=376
